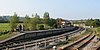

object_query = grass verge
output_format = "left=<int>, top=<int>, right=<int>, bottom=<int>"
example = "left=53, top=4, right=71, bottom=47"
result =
left=0, top=32, right=17, bottom=41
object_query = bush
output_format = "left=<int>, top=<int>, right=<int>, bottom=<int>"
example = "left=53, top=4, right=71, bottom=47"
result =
left=0, top=31, right=9, bottom=36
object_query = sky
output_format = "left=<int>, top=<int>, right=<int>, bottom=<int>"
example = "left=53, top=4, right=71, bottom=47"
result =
left=0, top=0, right=100, bottom=20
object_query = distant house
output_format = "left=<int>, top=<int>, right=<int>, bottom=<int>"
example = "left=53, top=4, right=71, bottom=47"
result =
left=56, top=18, right=72, bottom=28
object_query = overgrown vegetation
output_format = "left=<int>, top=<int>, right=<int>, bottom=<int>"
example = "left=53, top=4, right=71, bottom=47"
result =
left=0, top=23, right=10, bottom=31
left=10, top=12, right=18, bottom=31
left=0, top=12, right=57, bottom=40
left=96, top=27, right=100, bottom=37
left=73, top=19, right=100, bottom=28
left=85, top=19, right=100, bottom=27
left=10, top=12, right=57, bottom=31
left=0, top=32, right=17, bottom=41
left=97, top=27, right=100, bottom=33
left=0, top=31, right=9, bottom=36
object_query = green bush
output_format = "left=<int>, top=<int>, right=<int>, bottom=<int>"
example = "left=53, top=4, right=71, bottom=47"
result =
left=0, top=31, right=9, bottom=36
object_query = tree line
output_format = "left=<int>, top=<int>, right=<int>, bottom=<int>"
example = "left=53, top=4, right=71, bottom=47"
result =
left=10, top=12, right=57, bottom=31
left=85, top=19, right=100, bottom=27
left=73, top=18, right=100, bottom=28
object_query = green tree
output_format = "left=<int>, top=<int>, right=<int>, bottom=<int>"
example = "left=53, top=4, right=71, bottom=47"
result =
left=43, top=12, right=50, bottom=26
left=29, top=18, right=35, bottom=30
left=34, top=13, right=40, bottom=30
left=85, top=19, right=94, bottom=26
left=85, top=19, right=100, bottom=27
left=34, top=13, right=40, bottom=24
left=28, top=14, right=35, bottom=30
left=49, top=18, right=56, bottom=28
left=24, top=15, right=30, bottom=31
left=94, top=19, right=100, bottom=27
left=28, top=13, right=40, bottom=30
left=10, top=12, right=18, bottom=31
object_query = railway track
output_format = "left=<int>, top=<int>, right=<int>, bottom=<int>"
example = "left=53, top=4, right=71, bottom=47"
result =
left=0, top=27, right=84, bottom=50
left=0, top=27, right=79, bottom=49
left=59, top=33, right=95, bottom=50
